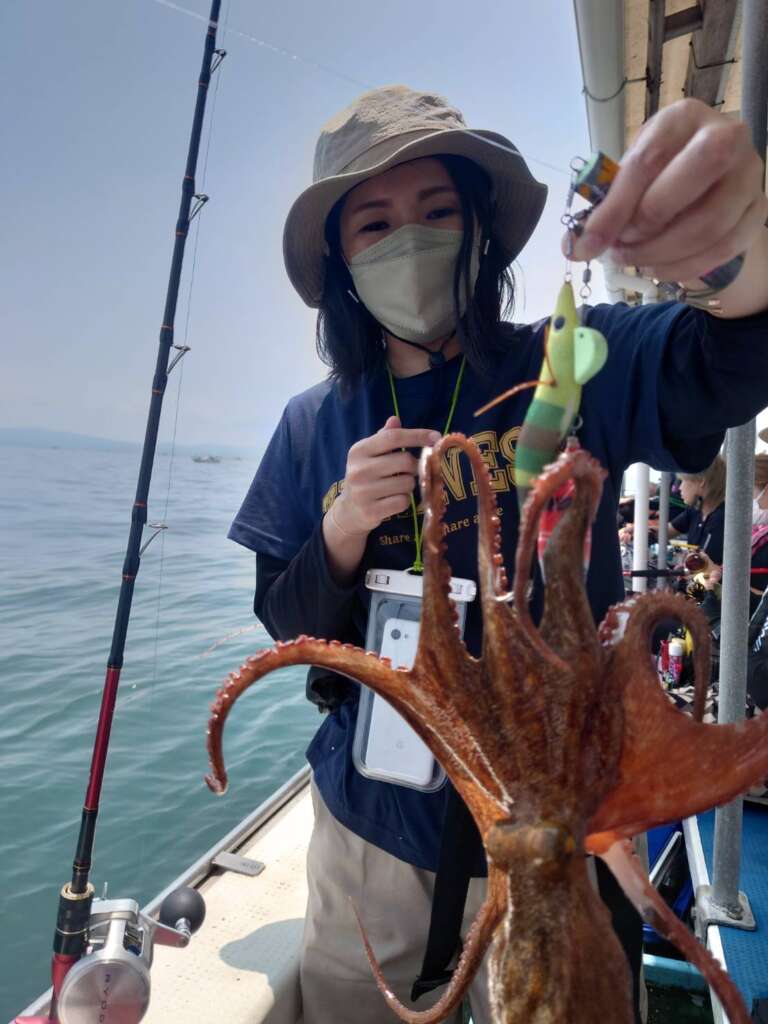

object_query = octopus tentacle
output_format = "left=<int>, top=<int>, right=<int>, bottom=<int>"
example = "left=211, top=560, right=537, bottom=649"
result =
left=422, top=435, right=550, bottom=709
left=434, top=434, right=508, bottom=602
left=205, top=638, right=409, bottom=795
left=537, top=459, right=602, bottom=668
left=425, top=434, right=553, bottom=669
left=417, top=435, right=478, bottom=670
left=599, top=840, right=750, bottom=1024
left=514, top=448, right=605, bottom=651
left=589, top=704, right=768, bottom=838
left=600, top=591, right=711, bottom=720
left=205, top=637, right=503, bottom=809
left=589, top=603, right=768, bottom=834
left=350, top=864, right=506, bottom=1024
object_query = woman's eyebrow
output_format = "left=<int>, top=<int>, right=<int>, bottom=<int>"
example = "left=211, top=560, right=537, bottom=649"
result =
left=349, top=198, right=391, bottom=215
left=349, top=184, right=458, bottom=217
left=417, top=185, right=459, bottom=201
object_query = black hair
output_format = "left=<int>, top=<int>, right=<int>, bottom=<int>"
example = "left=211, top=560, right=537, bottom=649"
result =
left=316, top=154, right=516, bottom=392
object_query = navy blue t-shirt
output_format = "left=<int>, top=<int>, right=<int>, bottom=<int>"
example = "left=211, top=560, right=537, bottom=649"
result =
left=671, top=503, right=726, bottom=564
left=229, top=301, right=725, bottom=872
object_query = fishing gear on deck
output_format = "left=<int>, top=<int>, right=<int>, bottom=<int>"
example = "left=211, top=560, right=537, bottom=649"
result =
left=16, top=4, right=224, bottom=1022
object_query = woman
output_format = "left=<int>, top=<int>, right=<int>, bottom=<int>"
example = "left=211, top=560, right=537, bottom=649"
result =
left=229, top=85, right=768, bottom=1023
left=669, top=456, right=727, bottom=564
left=697, top=454, right=768, bottom=620
left=620, top=456, right=727, bottom=564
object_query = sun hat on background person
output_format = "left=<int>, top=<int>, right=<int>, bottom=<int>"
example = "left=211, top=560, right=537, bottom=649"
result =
left=282, top=84, right=547, bottom=308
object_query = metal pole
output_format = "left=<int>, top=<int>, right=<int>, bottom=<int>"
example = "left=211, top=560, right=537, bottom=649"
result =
left=657, top=471, right=671, bottom=589
left=711, top=0, right=768, bottom=919
left=629, top=292, right=661, bottom=595
left=631, top=464, right=650, bottom=594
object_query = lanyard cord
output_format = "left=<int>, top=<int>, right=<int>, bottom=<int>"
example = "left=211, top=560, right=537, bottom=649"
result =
left=386, top=355, right=466, bottom=573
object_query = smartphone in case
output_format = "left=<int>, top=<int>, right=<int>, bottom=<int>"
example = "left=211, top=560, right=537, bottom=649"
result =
left=362, top=617, right=436, bottom=789
left=353, top=568, right=475, bottom=791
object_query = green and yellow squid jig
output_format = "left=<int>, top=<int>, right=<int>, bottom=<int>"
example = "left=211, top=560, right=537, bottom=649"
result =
left=478, top=153, right=616, bottom=513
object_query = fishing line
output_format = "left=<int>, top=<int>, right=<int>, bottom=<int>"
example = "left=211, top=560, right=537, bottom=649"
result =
left=148, top=0, right=370, bottom=88
left=200, top=621, right=263, bottom=656
left=146, top=0, right=571, bottom=179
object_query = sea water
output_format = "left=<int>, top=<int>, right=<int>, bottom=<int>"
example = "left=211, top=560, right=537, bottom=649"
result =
left=0, top=444, right=317, bottom=1018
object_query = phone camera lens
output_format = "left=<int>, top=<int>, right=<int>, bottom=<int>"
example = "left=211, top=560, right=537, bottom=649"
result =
left=391, top=628, right=401, bottom=640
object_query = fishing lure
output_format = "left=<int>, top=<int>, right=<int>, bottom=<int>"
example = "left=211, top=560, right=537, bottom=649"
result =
left=477, top=156, right=609, bottom=523
left=512, top=279, right=607, bottom=502
left=504, top=143, right=747, bottom=517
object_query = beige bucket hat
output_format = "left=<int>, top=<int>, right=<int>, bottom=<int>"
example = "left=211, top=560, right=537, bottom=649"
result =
left=283, top=85, right=548, bottom=308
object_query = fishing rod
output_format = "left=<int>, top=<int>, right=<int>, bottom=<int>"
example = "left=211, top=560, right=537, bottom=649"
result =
left=17, top=3, right=224, bottom=1021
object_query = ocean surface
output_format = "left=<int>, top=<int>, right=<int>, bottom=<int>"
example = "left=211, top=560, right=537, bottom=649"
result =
left=0, top=444, right=317, bottom=1019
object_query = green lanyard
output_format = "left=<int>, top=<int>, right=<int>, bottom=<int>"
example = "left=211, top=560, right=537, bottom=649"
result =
left=386, top=356, right=466, bottom=573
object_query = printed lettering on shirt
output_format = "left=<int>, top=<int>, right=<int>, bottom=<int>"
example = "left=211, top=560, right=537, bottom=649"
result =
left=321, top=479, right=344, bottom=514
left=321, top=427, right=521, bottom=520
left=469, top=430, right=509, bottom=495
left=499, top=426, right=521, bottom=487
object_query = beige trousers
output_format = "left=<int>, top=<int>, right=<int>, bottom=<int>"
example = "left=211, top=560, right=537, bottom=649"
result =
left=300, top=779, right=492, bottom=1024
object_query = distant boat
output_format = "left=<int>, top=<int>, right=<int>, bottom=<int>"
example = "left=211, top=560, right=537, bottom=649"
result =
left=192, top=455, right=221, bottom=464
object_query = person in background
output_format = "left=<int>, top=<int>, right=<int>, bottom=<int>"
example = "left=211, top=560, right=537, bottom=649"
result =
left=617, top=480, right=659, bottom=528
left=620, top=455, right=726, bottom=564
left=697, top=453, right=768, bottom=619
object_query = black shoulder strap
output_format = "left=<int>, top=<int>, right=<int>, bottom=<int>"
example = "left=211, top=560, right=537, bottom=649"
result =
left=411, top=784, right=482, bottom=1001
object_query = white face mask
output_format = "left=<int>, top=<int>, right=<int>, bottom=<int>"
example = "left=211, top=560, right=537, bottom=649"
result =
left=754, top=485, right=768, bottom=526
left=348, top=224, right=480, bottom=344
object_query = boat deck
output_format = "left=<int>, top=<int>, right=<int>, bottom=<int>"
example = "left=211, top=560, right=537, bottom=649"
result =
left=685, top=805, right=768, bottom=1024
left=694, top=805, right=768, bottom=1020
left=146, top=780, right=313, bottom=1024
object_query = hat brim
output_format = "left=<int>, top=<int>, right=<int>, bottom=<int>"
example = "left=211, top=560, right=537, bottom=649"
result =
left=283, top=128, right=548, bottom=308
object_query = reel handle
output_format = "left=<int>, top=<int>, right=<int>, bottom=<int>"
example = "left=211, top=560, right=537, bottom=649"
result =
left=155, top=886, right=206, bottom=946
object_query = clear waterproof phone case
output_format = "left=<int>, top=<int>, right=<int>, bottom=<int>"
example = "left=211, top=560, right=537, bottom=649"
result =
left=352, top=568, right=476, bottom=791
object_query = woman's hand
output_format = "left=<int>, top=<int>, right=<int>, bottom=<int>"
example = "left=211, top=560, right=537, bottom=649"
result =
left=703, top=561, right=723, bottom=592
left=322, top=416, right=440, bottom=584
left=331, top=416, right=441, bottom=535
left=565, top=99, right=768, bottom=317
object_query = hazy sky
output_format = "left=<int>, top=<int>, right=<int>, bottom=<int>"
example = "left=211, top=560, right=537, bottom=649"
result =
left=2, top=0, right=609, bottom=448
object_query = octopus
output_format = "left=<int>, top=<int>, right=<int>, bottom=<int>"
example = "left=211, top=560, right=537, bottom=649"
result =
left=205, top=436, right=768, bottom=1024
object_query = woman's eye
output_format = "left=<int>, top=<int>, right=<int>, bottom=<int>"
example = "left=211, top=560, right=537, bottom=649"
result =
left=360, top=220, right=388, bottom=233
left=427, top=206, right=459, bottom=220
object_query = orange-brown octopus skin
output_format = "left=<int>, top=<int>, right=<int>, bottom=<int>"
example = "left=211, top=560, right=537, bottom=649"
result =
left=205, top=433, right=768, bottom=1024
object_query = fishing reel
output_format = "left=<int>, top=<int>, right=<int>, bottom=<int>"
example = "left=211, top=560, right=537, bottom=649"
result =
left=53, top=887, right=205, bottom=1024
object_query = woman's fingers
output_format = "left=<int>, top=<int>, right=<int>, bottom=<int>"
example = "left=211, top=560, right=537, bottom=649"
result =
left=346, top=450, right=420, bottom=487
left=564, top=99, right=766, bottom=271
left=613, top=145, right=761, bottom=267
left=616, top=118, right=754, bottom=248
left=361, top=474, right=420, bottom=503
left=339, top=417, right=439, bottom=533
left=636, top=195, right=767, bottom=284
left=373, top=493, right=413, bottom=519
left=568, top=100, right=706, bottom=260
left=364, top=425, right=441, bottom=457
